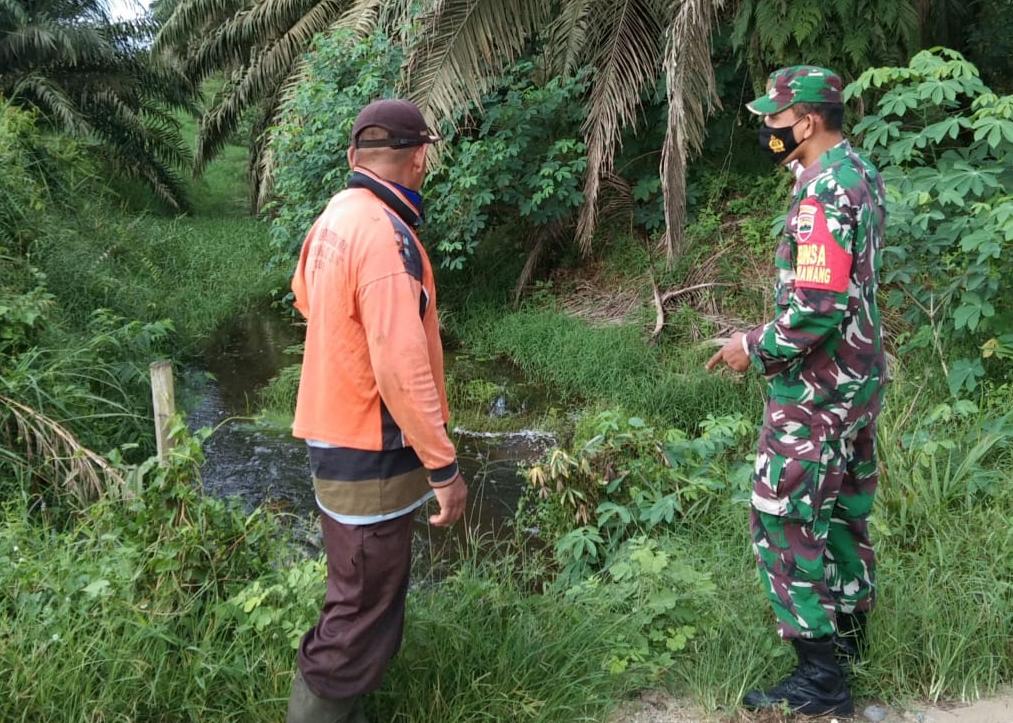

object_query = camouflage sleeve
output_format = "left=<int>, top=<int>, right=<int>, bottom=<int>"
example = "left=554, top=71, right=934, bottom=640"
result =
left=745, top=195, right=854, bottom=373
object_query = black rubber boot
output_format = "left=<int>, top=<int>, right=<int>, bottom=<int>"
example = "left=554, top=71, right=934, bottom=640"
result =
left=835, top=611, right=868, bottom=670
left=743, top=636, right=854, bottom=716
left=286, top=670, right=364, bottom=723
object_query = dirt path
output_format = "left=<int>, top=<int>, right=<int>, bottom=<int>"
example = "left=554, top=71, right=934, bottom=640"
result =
left=613, top=690, right=1013, bottom=723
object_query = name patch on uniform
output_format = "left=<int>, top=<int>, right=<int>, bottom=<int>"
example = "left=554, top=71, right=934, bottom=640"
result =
left=793, top=197, right=852, bottom=293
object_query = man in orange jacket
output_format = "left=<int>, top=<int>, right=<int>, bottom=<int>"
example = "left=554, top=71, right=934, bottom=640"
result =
left=285, top=99, right=468, bottom=723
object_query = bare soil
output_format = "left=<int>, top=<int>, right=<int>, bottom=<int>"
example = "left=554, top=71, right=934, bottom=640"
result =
left=611, top=690, right=1013, bottom=723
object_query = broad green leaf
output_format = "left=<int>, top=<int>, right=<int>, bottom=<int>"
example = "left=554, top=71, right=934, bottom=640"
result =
left=947, top=358, right=986, bottom=397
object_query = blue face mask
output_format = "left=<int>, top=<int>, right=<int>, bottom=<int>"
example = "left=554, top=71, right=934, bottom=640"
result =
left=391, top=181, right=423, bottom=218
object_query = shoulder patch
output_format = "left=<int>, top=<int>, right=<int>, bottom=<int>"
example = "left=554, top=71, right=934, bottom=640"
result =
left=793, top=197, right=852, bottom=293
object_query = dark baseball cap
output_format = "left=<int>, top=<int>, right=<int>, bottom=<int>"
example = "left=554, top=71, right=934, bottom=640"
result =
left=351, top=99, right=442, bottom=149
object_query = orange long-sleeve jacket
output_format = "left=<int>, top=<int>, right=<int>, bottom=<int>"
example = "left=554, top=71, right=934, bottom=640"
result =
left=291, top=168, right=458, bottom=498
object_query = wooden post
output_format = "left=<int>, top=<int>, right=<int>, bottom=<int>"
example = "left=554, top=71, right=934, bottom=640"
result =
left=150, top=360, right=176, bottom=465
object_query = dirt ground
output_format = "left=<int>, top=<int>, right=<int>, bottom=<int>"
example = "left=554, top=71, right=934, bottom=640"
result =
left=612, top=690, right=1013, bottom=723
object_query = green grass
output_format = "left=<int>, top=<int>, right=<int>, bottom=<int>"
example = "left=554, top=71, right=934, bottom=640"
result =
left=7, top=94, right=1011, bottom=722
left=510, top=363, right=1013, bottom=713
left=375, top=553, right=639, bottom=722
left=0, top=492, right=637, bottom=722
left=659, top=373, right=1013, bottom=709
left=454, top=305, right=765, bottom=433
left=34, top=210, right=281, bottom=346
left=4, top=311, right=1010, bottom=722
left=662, top=495, right=1012, bottom=710
left=31, top=112, right=281, bottom=348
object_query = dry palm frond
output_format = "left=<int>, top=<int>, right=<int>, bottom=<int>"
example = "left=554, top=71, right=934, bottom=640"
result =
left=660, top=0, right=723, bottom=262
left=558, top=277, right=642, bottom=326
left=1, top=395, right=128, bottom=504
left=598, top=171, right=638, bottom=234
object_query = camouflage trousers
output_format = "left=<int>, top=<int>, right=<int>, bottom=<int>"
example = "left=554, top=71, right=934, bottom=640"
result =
left=749, top=422, right=878, bottom=639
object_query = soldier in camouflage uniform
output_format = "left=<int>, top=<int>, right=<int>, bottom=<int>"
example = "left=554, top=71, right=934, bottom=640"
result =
left=706, top=66, right=887, bottom=717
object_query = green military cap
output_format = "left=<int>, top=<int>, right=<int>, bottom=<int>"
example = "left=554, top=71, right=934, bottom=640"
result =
left=746, top=65, right=844, bottom=115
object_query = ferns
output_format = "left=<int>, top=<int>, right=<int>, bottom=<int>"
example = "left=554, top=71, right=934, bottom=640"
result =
left=733, top=0, right=921, bottom=86
left=787, top=1, right=822, bottom=46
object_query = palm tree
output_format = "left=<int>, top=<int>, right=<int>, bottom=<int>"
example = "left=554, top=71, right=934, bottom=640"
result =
left=158, top=0, right=725, bottom=258
left=1, top=0, right=196, bottom=209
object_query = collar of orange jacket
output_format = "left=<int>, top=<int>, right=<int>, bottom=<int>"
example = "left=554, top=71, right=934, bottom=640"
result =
left=348, top=166, right=423, bottom=228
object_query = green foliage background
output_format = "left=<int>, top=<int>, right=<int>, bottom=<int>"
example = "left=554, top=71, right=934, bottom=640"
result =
left=1, top=1, right=1012, bottom=718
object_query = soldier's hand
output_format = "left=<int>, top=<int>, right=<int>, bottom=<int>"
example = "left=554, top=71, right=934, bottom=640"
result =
left=705, top=346, right=725, bottom=371
left=429, top=472, right=468, bottom=527
left=705, top=333, right=750, bottom=373
left=724, top=332, right=750, bottom=372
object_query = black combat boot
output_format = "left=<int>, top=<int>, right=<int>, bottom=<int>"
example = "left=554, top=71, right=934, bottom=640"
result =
left=835, top=611, right=868, bottom=670
left=743, top=636, right=854, bottom=716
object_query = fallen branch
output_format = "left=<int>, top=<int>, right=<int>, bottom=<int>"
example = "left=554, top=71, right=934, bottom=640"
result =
left=660, top=282, right=732, bottom=305
left=651, top=282, right=733, bottom=340
left=651, top=276, right=665, bottom=340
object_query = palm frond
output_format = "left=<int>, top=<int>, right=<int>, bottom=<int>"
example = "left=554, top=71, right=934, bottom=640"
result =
left=194, top=0, right=346, bottom=174
left=245, top=0, right=319, bottom=41
left=250, top=101, right=280, bottom=211
left=2, top=0, right=196, bottom=209
left=660, top=0, right=723, bottom=261
left=140, top=103, right=196, bottom=170
left=0, top=0, right=29, bottom=26
left=154, top=0, right=250, bottom=53
left=407, top=0, right=550, bottom=128
left=10, top=73, right=92, bottom=135
left=338, top=0, right=387, bottom=35
left=181, top=8, right=258, bottom=80
left=543, top=0, right=595, bottom=76
left=250, top=0, right=384, bottom=207
left=0, top=394, right=128, bottom=504
left=574, top=0, right=666, bottom=253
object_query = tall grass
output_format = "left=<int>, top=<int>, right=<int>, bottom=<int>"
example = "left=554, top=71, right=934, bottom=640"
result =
left=456, top=306, right=765, bottom=432
left=663, top=495, right=1012, bottom=709
left=35, top=211, right=282, bottom=345
left=659, top=374, right=1013, bottom=709
left=31, top=111, right=282, bottom=348
left=0, top=495, right=637, bottom=722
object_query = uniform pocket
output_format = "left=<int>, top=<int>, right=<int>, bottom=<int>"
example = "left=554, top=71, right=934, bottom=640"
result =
left=751, top=429, right=823, bottom=521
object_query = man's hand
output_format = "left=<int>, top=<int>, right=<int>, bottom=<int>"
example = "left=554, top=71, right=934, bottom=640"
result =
left=429, top=473, right=468, bottom=527
left=705, top=332, right=751, bottom=373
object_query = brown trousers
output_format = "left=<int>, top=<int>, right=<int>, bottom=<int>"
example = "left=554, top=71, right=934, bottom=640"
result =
left=297, top=511, right=414, bottom=699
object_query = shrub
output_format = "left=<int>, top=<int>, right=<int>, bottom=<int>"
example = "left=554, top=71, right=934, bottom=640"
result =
left=846, top=48, right=1013, bottom=395
left=267, top=33, right=588, bottom=272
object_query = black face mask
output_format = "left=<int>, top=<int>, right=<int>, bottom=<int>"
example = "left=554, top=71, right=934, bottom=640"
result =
left=757, top=116, right=808, bottom=164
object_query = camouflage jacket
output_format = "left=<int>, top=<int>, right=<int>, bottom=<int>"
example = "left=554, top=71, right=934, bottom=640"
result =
left=745, top=139, right=888, bottom=441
